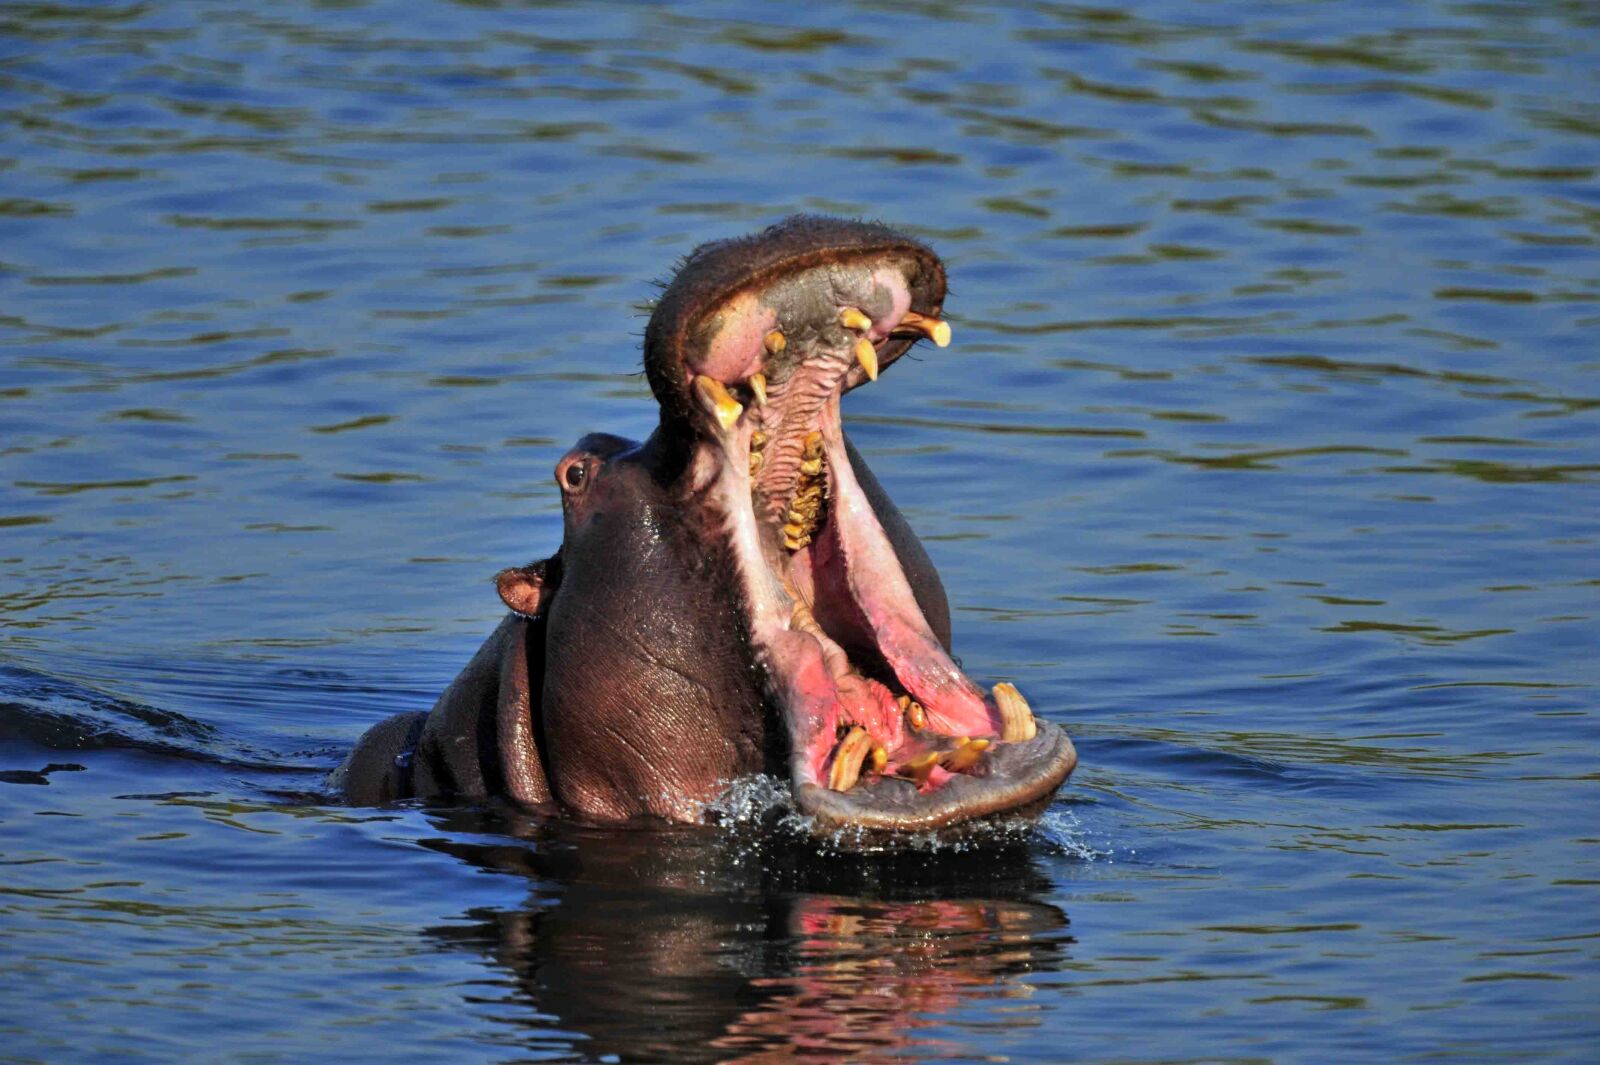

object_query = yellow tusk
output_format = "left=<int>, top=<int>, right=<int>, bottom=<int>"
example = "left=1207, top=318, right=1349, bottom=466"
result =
left=748, top=372, right=768, bottom=408
left=828, top=726, right=873, bottom=792
left=897, top=310, right=951, bottom=348
left=854, top=337, right=879, bottom=382
left=993, top=682, right=1037, bottom=743
left=838, top=306, right=873, bottom=332
left=764, top=329, right=786, bottom=355
left=693, top=375, right=743, bottom=433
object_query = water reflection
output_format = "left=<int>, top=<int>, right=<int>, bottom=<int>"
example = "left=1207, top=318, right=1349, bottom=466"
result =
left=424, top=808, right=1071, bottom=1063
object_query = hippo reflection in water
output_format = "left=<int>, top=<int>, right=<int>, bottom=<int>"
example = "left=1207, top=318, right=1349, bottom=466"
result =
left=332, top=216, right=1078, bottom=833
left=424, top=808, right=1074, bottom=1062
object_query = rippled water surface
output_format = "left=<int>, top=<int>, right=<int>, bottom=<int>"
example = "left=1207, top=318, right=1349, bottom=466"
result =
left=3, top=1, right=1597, bottom=1061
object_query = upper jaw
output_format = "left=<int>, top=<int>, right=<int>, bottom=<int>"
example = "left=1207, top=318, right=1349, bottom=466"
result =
left=646, top=216, right=1076, bottom=833
left=644, top=214, right=948, bottom=436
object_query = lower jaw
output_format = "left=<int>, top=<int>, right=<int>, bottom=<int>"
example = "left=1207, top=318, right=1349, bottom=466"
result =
left=696, top=398, right=1075, bottom=831
left=797, top=723, right=1078, bottom=832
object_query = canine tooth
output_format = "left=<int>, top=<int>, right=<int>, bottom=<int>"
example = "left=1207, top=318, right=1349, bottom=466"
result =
left=941, top=737, right=990, bottom=774
left=764, top=329, right=786, bottom=354
left=829, top=726, right=872, bottom=791
left=839, top=306, right=872, bottom=332
left=854, top=338, right=879, bottom=382
left=692, top=375, right=743, bottom=432
left=993, top=681, right=1037, bottom=742
left=900, top=750, right=939, bottom=787
left=898, top=311, right=952, bottom=348
left=748, top=372, right=768, bottom=408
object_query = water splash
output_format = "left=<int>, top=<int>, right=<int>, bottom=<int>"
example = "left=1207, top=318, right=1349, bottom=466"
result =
left=695, top=773, right=1108, bottom=858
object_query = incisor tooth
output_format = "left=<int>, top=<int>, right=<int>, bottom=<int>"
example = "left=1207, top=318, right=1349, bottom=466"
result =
left=839, top=306, right=872, bottom=332
left=898, top=311, right=951, bottom=348
left=900, top=750, right=939, bottom=787
left=941, top=737, right=990, bottom=773
left=906, top=700, right=926, bottom=730
left=871, top=746, right=888, bottom=773
left=764, top=329, right=786, bottom=355
left=829, top=726, right=873, bottom=791
left=854, top=337, right=879, bottom=382
left=692, top=375, right=743, bottom=432
left=993, top=682, right=1037, bottom=742
left=748, top=372, right=768, bottom=408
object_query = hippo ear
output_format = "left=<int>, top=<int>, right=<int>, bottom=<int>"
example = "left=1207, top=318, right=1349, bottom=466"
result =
left=495, top=555, right=559, bottom=619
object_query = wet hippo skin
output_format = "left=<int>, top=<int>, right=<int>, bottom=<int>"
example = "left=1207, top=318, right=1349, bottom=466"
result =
left=331, top=216, right=1077, bottom=832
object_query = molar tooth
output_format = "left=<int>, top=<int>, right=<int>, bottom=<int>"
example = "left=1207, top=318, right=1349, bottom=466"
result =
left=838, top=306, right=872, bottom=332
left=828, top=726, right=872, bottom=792
left=854, top=337, right=879, bottom=382
left=993, top=682, right=1037, bottom=742
left=748, top=372, right=768, bottom=408
left=692, top=375, right=743, bottom=432
left=751, top=430, right=768, bottom=452
left=898, top=311, right=952, bottom=348
left=748, top=451, right=763, bottom=476
left=799, top=457, right=824, bottom=477
left=764, top=329, right=786, bottom=355
left=803, top=430, right=823, bottom=457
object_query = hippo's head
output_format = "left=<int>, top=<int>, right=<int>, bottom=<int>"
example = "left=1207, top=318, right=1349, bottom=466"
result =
left=337, top=216, right=1077, bottom=834
left=621, top=216, right=1077, bottom=831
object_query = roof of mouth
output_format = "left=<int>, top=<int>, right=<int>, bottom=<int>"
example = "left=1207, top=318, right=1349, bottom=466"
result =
left=644, top=215, right=947, bottom=429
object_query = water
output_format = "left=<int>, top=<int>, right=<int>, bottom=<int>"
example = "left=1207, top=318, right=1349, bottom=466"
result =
left=2, top=1, right=1596, bottom=1060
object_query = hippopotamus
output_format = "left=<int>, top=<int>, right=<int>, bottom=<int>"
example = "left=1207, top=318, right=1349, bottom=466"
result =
left=331, top=215, right=1077, bottom=832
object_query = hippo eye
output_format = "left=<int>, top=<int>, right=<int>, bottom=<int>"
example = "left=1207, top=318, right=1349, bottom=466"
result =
left=564, top=462, right=587, bottom=490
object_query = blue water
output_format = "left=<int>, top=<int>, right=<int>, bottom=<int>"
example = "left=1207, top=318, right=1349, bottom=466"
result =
left=2, top=1, right=1597, bottom=1061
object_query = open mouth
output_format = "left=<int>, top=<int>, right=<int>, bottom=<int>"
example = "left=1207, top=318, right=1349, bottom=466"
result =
left=648, top=217, right=1077, bottom=832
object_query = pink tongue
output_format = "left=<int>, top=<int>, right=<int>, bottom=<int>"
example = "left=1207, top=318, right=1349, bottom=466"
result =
left=813, top=398, right=1000, bottom=739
